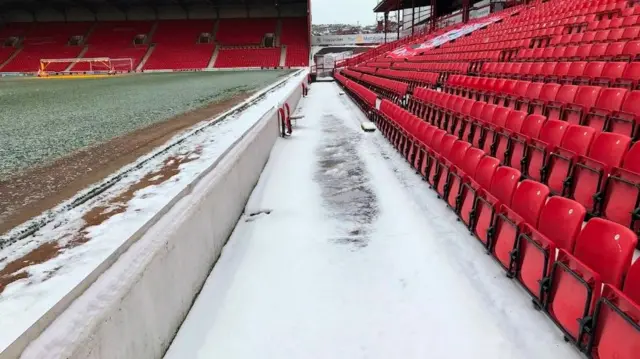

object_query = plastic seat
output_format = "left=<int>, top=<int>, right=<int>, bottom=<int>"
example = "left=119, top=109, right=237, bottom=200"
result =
left=568, top=132, right=631, bottom=214
left=586, top=259, right=640, bottom=359
left=516, top=82, right=544, bottom=112
left=431, top=134, right=461, bottom=193
left=563, top=46, right=579, bottom=61
left=584, top=87, right=628, bottom=132
left=603, top=41, right=625, bottom=60
left=621, top=26, right=640, bottom=41
left=615, top=62, right=640, bottom=90
left=620, top=40, right=640, bottom=61
left=492, top=180, right=550, bottom=273
left=525, top=119, right=569, bottom=182
left=562, top=85, right=601, bottom=125
left=578, top=62, right=605, bottom=84
left=576, top=44, right=595, bottom=60
left=607, top=90, right=640, bottom=140
left=437, top=139, right=471, bottom=198
left=474, top=166, right=520, bottom=248
left=516, top=197, right=586, bottom=302
left=594, top=62, right=627, bottom=87
left=508, top=114, right=546, bottom=173
left=471, top=104, right=496, bottom=149
left=546, top=85, right=578, bottom=122
left=448, top=147, right=485, bottom=211
left=494, top=110, right=527, bottom=164
left=545, top=218, right=637, bottom=342
left=507, top=81, right=530, bottom=110
left=459, top=155, right=499, bottom=228
left=531, top=83, right=561, bottom=116
left=545, top=125, right=596, bottom=195
left=600, top=142, right=640, bottom=236
left=482, top=107, right=511, bottom=155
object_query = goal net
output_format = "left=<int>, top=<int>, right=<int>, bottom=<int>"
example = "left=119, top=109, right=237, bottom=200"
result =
left=38, top=57, right=134, bottom=76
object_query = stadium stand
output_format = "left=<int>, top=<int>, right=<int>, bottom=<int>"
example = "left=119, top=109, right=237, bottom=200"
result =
left=0, top=16, right=309, bottom=72
left=144, top=20, right=216, bottom=70
left=280, top=17, right=310, bottom=67
left=336, top=0, right=640, bottom=357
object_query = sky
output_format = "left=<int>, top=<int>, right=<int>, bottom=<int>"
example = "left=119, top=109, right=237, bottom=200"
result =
left=311, top=0, right=380, bottom=25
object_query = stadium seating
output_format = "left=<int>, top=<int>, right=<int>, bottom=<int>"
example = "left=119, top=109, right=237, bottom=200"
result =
left=215, top=18, right=277, bottom=45
left=336, top=0, right=640, bottom=355
left=281, top=17, right=309, bottom=67
left=214, top=47, right=280, bottom=68
left=144, top=20, right=216, bottom=70
left=0, top=17, right=309, bottom=71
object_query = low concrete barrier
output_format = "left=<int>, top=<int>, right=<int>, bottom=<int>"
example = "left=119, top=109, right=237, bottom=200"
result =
left=17, top=72, right=308, bottom=359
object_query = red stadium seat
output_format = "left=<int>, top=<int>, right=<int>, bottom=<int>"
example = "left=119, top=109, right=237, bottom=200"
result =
left=584, top=87, right=628, bottom=132
left=561, top=85, right=599, bottom=125
left=568, top=132, right=631, bottom=214
left=607, top=90, right=640, bottom=139
left=545, top=218, right=637, bottom=342
left=517, top=197, right=586, bottom=302
left=586, top=259, right=640, bottom=359
left=492, top=180, right=549, bottom=273
left=459, top=155, right=498, bottom=228
left=473, top=166, right=520, bottom=247
left=525, top=119, right=569, bottom=182
left=448, top=147, right=485, bottom=211
left=600, top=142, right=640, bottom=236
left=545, top=125, right=596, bottom=195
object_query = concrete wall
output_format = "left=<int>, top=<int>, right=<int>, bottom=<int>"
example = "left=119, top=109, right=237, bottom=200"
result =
left=14, top=71, right=308, bottom=359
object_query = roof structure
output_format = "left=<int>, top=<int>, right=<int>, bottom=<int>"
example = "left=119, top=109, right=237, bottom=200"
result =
left=373, top=0, right=463, bottom=14
left=0, top=0, right=307, bottom=13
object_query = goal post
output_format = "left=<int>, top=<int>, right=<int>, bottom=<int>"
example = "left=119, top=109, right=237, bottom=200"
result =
left=38, top=57, right=134, bottom=76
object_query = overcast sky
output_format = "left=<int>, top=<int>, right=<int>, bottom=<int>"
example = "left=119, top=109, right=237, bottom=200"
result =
left=311, top=0, right=380, bottom=25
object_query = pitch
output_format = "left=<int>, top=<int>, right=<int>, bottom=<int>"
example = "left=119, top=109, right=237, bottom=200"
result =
left=0, top=70, right=292, bottom=234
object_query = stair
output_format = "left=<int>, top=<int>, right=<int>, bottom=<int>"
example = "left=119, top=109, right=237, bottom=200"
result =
left=279, top=46, right=287, bottom=67
left=275, top=18, right=282, bottom=47
left=64, top=45, right=89, bottom=72
left=83, top=22, right=97, bottom=44
left=147, top=21, right=159, bottom=44
left=136, top=44, right=155, bottom=71
left=0, top=47, right=22, bottom=70
left=208, top=46, right=220, bottom=68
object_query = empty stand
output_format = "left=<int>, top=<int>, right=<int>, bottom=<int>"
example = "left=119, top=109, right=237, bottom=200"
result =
left=215, top=18, right=276, bottom=45
left=214, top=47, right=280, bottom=68
left=144, top=20, right=216, bottom=70
left=280, top=18, right=309, bottom=67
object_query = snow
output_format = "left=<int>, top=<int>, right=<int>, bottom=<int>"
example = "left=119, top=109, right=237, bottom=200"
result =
left=0, top=69, right=307, bottom=354
left=164, top=82, right=583, bottom=359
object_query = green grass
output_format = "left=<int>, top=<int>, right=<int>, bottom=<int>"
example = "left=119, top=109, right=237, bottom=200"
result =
left=0, top=70, right=292, bottom=179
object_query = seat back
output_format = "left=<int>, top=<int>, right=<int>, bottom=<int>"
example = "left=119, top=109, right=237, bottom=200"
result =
left=475, top=156, right=500, bottom=189
left=505, top=111, right=527, bottom=132
left=622, top=141, right=640, bottom=174
left=573, top=218, right=637, bottom=287
left=588, top=132, right=632, bottom=168
left=449, top=140, right=471, bottom=168
left=462, top=147, right=486, bottom=178
left=539, top=83, right=561, bottom=102
left=539, top=119, right=570, bottom=146
left=520, top=114, right=547, bottom=138
left=511, top=180, right=550, bottom=226
left=559, top=125, right=596, bottom=156
left=537, top=196, right=586, bottom=252
left=489, top=166, right=521, bottom=206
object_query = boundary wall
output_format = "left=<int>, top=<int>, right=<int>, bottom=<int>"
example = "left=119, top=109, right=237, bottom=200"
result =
left=5, top=71, right=308, bottom=359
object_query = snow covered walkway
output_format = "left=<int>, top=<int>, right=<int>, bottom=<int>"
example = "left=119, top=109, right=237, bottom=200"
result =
left=164, top=82, right=583, bottom=359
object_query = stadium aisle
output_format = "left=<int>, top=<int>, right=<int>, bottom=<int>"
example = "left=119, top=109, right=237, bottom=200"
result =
left=163, top=82, right=583, bottom=359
